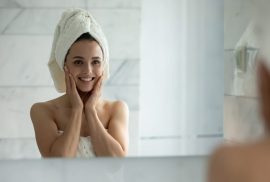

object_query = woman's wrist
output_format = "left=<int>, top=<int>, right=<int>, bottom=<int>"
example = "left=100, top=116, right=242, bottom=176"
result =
left=84, top=105, right=96, bottom=113
left=70, top=106, right=83, bottom=113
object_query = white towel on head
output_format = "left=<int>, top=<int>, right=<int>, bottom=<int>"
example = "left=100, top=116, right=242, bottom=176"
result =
left=48, top=8, right=110, bottom=93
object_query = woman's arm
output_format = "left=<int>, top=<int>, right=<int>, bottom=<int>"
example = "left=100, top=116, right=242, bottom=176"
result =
left=31, top=67, right=84, bottom=157
left=30, top=103, right=83, bottom=157
left=207, top=146, right=238, bottom=182
left=85, top=101, right=129, bottom=157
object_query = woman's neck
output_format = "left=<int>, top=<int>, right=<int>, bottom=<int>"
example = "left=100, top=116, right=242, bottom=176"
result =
left=77, top=89, right=102, bottom=106
left=63, top=89, right=102, bottom=108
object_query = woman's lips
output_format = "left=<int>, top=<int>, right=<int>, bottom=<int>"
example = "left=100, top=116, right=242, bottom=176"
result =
left=79, top=77, right=95, bottom=82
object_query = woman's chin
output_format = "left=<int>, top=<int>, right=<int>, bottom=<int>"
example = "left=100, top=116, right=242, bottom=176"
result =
left=77, top=86, right=93, bottom=93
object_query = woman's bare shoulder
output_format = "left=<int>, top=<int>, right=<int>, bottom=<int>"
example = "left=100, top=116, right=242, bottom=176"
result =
left=103, top=100, right=129, bottom=113
left=30, top=102, right=53, bottom=121
left=30, top=96, right=65, bottom=121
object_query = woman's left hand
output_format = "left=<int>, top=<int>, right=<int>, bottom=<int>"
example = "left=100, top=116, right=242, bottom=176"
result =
left=85, top=74, right=104, bottom=111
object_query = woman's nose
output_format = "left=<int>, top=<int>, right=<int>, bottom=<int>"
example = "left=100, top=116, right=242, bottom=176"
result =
left=82, top=63, right=93, bottom=74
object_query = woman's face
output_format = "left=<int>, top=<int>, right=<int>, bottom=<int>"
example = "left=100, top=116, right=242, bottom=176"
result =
left=65, top=40, right=104, bottom=92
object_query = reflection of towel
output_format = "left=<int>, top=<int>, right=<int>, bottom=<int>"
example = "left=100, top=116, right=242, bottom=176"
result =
left=48, top=8, right=109, bottom=92
left=58, top=130, right=95, bottom=158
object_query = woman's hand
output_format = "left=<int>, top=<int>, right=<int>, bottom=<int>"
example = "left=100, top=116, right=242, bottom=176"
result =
left=85, top=74, right=104, bottom=111
left=64, top=66, right=83, bottom=110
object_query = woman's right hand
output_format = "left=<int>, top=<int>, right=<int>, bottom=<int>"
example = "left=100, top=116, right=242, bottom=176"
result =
left=64, top=66, right=83, bottom=110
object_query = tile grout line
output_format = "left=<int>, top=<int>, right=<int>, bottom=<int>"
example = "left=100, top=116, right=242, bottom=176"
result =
left=1, top=8, right=24, bottom=34
left=108, top=60, right=129, bottom=85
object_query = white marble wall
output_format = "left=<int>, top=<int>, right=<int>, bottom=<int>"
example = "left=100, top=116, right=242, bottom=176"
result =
left=0, top=0, right=140, bottom=158
left=224, top=0, right=265, bottom=142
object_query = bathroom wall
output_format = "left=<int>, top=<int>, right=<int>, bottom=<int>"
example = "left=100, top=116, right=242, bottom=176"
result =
left=0, top=0, right=140, bottom=158
left=139, top=0, right=223, bottom=156
left=224, top=0, right=265, bottom=142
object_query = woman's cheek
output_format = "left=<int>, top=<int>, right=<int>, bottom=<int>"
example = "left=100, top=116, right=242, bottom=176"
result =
left=96, top=67, right=103, bottom=76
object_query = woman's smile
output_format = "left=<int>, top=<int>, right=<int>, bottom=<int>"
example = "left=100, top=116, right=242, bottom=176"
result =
left=78, top=76, right=95, bottom=82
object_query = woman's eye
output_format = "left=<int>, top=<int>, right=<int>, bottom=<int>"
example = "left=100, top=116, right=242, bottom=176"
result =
left=74, top=60, right=83, bottom=65
left=93, top=60, right=100, bottom=65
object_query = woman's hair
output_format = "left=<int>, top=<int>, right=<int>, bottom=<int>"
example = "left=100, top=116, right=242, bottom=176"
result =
left=65, top=32, right=103, bottom=61
left=74, top=32, right=97, bottom=43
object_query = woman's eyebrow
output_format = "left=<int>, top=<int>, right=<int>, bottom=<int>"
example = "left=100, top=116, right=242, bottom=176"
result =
left=92, top=56, right=101, bottom=59
left=72, top=56, right=84, bottom=59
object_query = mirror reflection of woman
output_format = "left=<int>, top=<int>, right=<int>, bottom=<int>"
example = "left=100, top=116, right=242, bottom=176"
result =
left=30, top=8, right=129, bottom=158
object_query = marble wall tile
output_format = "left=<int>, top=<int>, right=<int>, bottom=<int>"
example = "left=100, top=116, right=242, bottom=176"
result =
left=0, top=8, right=140, bottom=59
left=0, top=0, right=141, bottom=8
left=224, top=0, right=254, bottom=49
left=107, top=59, right=139, bottom=86
left=224, top=95, right=265, bottom=142
left=0, top=0, right=85, bottom=8
left=86, top=0, right=141, bottom=9
left=0, top=8, right=21, bottom=33
left=0, top=9, right=62, bottom=34
left=0, top=138, right=40, bottom=159
left=87, top=9, right=140, bottom=60
left=0, top=35, right=53, bottom=86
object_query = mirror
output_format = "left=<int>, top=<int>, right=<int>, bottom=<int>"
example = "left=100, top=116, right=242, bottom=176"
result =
left=0, top=0, right=223, bottom=159
left=224, top=0, right=267, bottom=143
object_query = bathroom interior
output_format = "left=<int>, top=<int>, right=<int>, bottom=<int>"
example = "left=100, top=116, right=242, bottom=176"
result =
left=0, top=0, right=266, bottom=181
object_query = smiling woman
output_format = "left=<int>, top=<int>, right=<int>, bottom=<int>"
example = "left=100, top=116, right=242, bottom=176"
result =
left=30, top=8, right=129, bottom=158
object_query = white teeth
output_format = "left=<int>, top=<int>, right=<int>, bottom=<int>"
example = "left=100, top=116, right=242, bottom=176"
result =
left=79, top=77, right=94, bottom=81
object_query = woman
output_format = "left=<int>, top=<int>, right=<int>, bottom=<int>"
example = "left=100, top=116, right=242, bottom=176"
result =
left=207, top=4, right=270, bottom=180
left=208, top=59, right=270, bottom=182
left=30, top=8, right=129, bottom=158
